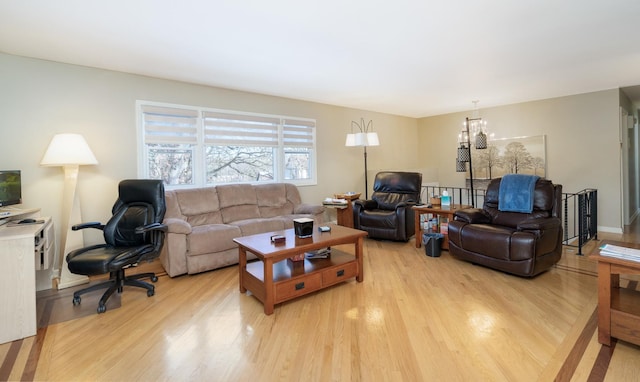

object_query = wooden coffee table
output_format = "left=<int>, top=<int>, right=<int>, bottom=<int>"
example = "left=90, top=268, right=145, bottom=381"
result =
left=234, top=224, right=367, bottom=315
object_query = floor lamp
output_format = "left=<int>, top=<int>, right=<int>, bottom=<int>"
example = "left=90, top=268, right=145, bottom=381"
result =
left=41, top=134, right=98, bottom=289
left=456, top=115, right=488, bottom=208
left=345, top=118, right=380, bottom=199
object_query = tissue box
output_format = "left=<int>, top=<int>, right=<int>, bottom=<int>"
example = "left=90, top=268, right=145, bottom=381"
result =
left=293, top=218, right=314, bottom=238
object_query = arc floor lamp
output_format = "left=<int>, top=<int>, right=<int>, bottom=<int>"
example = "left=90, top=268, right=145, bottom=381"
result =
left=346, top=118, right=379, bottom=199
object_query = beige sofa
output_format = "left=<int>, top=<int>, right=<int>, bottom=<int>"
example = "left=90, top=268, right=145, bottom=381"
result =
left=160, top=183, right=325, bottom=277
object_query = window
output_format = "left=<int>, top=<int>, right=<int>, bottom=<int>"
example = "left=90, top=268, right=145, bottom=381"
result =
left=137, top=101, right=316, bottom=188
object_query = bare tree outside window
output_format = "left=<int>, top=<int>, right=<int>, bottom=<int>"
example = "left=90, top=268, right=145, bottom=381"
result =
left=140, top=102, right=317, bottom=187
left=207, top=146, right=274, bottom=183
left=147, top=144, right=193, bottom=185
left=284, top=148, right=311, bottom=180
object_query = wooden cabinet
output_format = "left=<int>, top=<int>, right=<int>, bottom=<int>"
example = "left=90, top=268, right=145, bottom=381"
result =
left=590, top=241, right=640, bottom=347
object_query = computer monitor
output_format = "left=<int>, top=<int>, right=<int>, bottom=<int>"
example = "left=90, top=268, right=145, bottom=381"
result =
left=0, top=170, right=22, bottom=207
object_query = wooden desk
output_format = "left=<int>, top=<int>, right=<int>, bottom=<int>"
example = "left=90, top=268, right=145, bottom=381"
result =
left=0, top=216, right=54, bottom=344
left=590, top=241, right=640, bottom=347
left=412, top=204, right=470, bottom=250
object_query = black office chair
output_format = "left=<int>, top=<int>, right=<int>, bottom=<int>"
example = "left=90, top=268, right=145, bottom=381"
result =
left=66, top=179, right=167, bottom=313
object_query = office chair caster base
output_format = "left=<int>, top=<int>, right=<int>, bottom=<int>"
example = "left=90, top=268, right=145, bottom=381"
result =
left=97, top=305, right=106, bottom=314
left=73, top=295, right=81, bottom=306
left=147, top=288, right=155, bottom=297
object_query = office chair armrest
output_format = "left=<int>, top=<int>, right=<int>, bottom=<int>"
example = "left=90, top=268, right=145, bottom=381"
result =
left=135, top=222, right=168, bottom=234
left=72, top=222, right=104, bottom=231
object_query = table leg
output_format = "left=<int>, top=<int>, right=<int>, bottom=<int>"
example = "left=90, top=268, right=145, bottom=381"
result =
left=238, top=246, right=247, bottom=293
left=415, top=212, right=422, bottom=248
left=263, top=258, right=275, bottom=315
left=597, top=262, right=612, bottom=346
left=356, top=236, right=364, bottom=282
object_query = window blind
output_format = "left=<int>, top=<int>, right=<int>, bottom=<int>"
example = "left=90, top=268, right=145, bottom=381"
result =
left=141, top=105, right=198, bottom=145
left=283, top=119, right=315, bottom=147
left=203, top=111, right=280, bottom=147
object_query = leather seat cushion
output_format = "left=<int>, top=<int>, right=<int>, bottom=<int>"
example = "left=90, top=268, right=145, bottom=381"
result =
left=359, top=210, right=397, bottom=229
left=456, top=224, right=515, bottom=261
left=68, top=245, right=149, bottom=275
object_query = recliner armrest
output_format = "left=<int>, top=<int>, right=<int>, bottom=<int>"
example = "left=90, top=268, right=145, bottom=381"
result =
left=453, top=208, right=491, bottom=224
left=517, top=217, right=561, bottom=232
left=294, top=203, right=325, bottom=216
left=163, top=218, right=192, bottom=234
left=354, top=199, right=379, bottom=210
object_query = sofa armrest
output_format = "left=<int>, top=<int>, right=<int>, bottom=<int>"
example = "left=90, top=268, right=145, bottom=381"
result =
left=294, top=203, right=325, bottom=216
left=453, top=208, right=491, bottom=224
left=164, top=218, right=192, bottom=234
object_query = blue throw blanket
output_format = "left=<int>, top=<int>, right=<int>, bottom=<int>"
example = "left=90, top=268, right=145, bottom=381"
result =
left=498, top=174, right=539, bottom=213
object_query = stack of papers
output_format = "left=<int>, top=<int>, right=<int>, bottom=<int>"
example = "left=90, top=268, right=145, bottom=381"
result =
left=599, top=244, right=640, bottom=262
left=323, top=198, right=347, bottom=205
left=305, top=248, right=331, bottom=259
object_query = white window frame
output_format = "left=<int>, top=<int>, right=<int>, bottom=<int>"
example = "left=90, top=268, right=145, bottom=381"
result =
left=136, top=100, right=317, bottom=188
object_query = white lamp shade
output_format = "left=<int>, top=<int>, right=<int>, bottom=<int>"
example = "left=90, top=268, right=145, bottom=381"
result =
left=365, top=132, right=380, bottom=146
left=41, top=134, right=98, bottom=166
left=346, top=132, right=380, bottom=147
left=345, top=133, right=357, bottom=147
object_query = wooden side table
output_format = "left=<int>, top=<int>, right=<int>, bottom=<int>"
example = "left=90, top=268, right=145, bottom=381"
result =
left=590, top=241, right=640, bottom=347
left=323, top=193, right=360, bottom=228
left=412, top=204, right=470, bottom=250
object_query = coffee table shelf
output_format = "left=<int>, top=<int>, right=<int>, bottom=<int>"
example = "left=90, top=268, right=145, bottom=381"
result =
left=245, top=250, right=358, bottom=305
left=235, top=224, right=367, bottom=315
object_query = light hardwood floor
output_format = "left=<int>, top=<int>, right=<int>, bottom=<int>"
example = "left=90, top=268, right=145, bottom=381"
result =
left=2, top=228, right=640, bottom=381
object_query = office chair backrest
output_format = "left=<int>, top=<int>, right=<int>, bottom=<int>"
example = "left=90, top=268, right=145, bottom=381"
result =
left=371, top=171, right=422, bottom=210
left=103, top=179, right=166, bottom=247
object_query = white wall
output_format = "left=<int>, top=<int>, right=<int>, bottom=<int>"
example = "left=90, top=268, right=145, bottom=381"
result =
left=0, top=51, right=627, bottom=289
left=0, top=53, right=419, bottom=286
left=417, top=89, right=621, bottom=231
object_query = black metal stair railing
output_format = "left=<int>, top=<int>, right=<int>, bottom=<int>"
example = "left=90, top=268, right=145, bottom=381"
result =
left=420, top=185, right=598, bottom=255
left=562, top=189, right=598, bottom=255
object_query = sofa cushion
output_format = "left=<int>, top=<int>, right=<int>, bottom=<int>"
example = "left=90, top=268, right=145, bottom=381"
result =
left=174, top=187, right=223, bottom=226
left=256, top=183, right=294, bottom=217
left=232, top=218, right=286, bottom=237
left=217, top=184, right=260, bottom=223
left=188, top=224, right=241, bottom=256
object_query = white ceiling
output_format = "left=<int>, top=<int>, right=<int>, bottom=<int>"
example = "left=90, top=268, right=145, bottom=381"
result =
left=2, top=1, right=640, bottom=118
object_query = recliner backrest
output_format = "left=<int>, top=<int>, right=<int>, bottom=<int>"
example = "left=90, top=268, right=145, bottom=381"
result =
left=483, top=177, right=560, bottom=227
left=103, top=179, right=166, bottom=247
left=371, top=172, right=422, bottom=210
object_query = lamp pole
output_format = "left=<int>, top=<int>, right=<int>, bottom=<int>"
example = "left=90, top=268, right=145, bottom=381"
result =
left=465, top=118, right=476, bottom=207
left=363, top=146, right=369, bottom=199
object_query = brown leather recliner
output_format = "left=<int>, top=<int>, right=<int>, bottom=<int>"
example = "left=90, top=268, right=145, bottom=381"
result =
left=448, top=177, right=563, bottom=277
left=353, top=171, right=422, bottom=241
